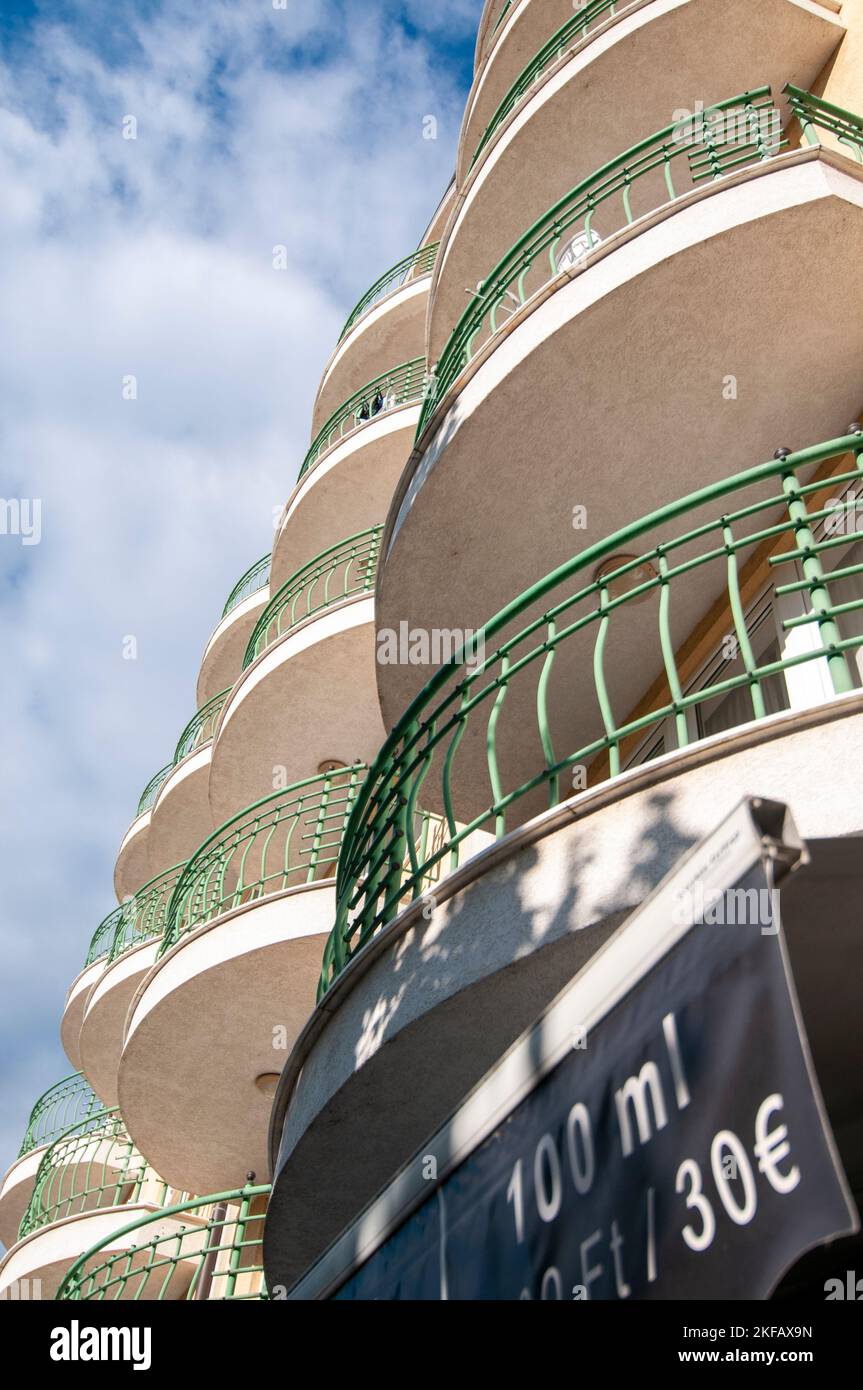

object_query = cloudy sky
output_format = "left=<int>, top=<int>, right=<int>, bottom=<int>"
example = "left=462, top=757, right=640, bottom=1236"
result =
left=0, top=0, right=478, bottom=1192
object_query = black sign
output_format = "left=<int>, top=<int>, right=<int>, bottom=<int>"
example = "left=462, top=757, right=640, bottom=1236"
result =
left=330, top=834, right=856, bottom=1300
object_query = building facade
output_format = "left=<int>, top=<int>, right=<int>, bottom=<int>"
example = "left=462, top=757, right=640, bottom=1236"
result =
left=2, top=0, right=863, bottom=1301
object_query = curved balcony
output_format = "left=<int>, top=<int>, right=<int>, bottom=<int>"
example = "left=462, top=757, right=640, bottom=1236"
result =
left=113, top=764, right=171, bottom=902
left=422, top=178, right=458, bottom=247
left=474, top=0, right=514, bottom=72
left=119, top=557, right=272, bottom=899
left=145, top=688, right=230, bottom=878
left=173, top=689, right=229, bottom=764
left=197, top=553, right=271, bottom=709
left=77, top=863, right=186, bottom=1107
left=0, top=1075, right=101, bottom=1249
left=435, top=0, right=844, bottom=354
left=209, top=531, right=385, bottom=824
left=118, top=767, right=367, bottom=1196
left=312, top=246, right=438, bottom=440
left=271, top=359, right=426, bottom=595
left=18, top=1109, right=147, bottom=1240
left=56, top=1184, right=271, bottom=1301
left=62, top=953, right=112, bottom=1071
left=0, top=1108, right=184, bottom=1299
left=245, top=526, right=382, bottom=666
left=265, top=430, right=863, bottom=1289
left=467, top=2, right=631, bottom=180
left=466, top=0, right=586, bottom=179
left=380, top=88, right=863, bottom=727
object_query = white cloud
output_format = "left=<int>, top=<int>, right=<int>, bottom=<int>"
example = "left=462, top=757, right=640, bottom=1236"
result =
left=0, top=0, right=476, bottom=1188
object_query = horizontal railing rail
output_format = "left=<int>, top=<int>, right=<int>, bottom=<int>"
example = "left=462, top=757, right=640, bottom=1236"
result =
left=173, top=689, right=230, bottom=764
left=19, top=1108, right=160, bottom=1239
left=471, top=0, right=622, bottom=170
left=243, top=526, right=382, bottom=667
left=85, top=862, right=187, bottom=968
left=160, top=765, right=369, bottom=957
left=136, top=764, right=172, bottom=818
left=57, top=1183, right=271, bottom=1301
left=339, top=244, right=439, bottom=343
left=787, top=83, right=863, bottom=160
left=17, top=1075, right=103, bottom=1160
left=300, top=357, right=427, bottom=481
left=319, top=430, right=863, bottom=995
left=222, top=553, right=271, bottom=619
left=421, top=85, right=863, bottom=439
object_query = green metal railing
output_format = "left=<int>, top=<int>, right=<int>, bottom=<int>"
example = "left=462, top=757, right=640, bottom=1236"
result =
left=471, top=1, right=622, bottom=170
left=243, top=527, right=382, bottom=668
left=173, top=689, right=230, bottom=764
left=420, top=86, right=863, bottom=439
left=133, top=689, right=230, bottom=834
left=490, top=0, right=513, bottom=43
left=19, top=1108, right=156, bottom=1239
left=339, top=244, right=439, bottom=343
left=319, top=430, right=863, bottom=995
left=136, top=764, right=171, bottom=818
left=786, top=82, right=863, bottom=160
left=57, top=1184, right=271, bottom=1301
left=222, top=553, right=271, bottom=619
left=17, top=1075, right=103, bottom=1160
left=133, top=689, right=229, bottom=832
left=85, top=862, right=186, bottom=968
left=160, top=765, right=369, bottom=957
left=130, top=560, right=271, bottom=831
left=300, top=357, right=427, bottom=481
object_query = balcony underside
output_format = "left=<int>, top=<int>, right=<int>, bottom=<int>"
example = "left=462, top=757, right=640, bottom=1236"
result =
left=0, top=1206, right=197, bottom=1300
left=208, top=599, right=386, bottom=826
left=0, top=1148, right=45, bottom=1250
left=118, top=886, right=336, bottom=1195
left=114, top=811, right=152, bottom=902
left=79, top=941, right=159, bottom=1108
left=61, top=960, right=105, bottom=1070
left=380, top=153, right=863, bottom=730
left=264, top=696, right=863, bottom=1294
left=434, top=0, right=843, bottom=356
left=272, top=405, right=419, bottom=593
left=147, top=749, right=215, bottom=879
left=197, top=587, right=270, bottom=710
left=313, top=280, right=430, bottom=438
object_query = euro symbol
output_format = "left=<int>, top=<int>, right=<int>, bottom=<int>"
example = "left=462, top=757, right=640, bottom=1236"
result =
left=753, top=1093, right=800, bottom=1195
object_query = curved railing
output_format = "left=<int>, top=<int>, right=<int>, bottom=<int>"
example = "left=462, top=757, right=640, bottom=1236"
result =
left=319, top=429, right=863, bottom=994
left=159, top=765, right=369, bottom=957
left=243, top=527, right=382, bottom=667
left=788, top=82, right=863, bottom=161
left=131, top=692, right=229, bottom=839
left=19, top=1108, right=159, bottom=1239
left=173, top=689, right=230, bottom=764
left=222, top=553, right=271, bottom=619
left=57, top=1184, right=271, bottom=1301
left=85, top=862, right=186, bottom=968
left=300, top=357, right=427, bottom=481
left=131, top=690, right=229, bottom=832
left=339, top=244, right=439, bottom=343
left=17, top=1074, right=103, bottom=1160
left=470, top=1, right=623, bottom=170
left=420, top=85, right=863, bottom=439
left=487, top=0, right=513, bottom=49
left=136, top=764, right=172, bottom=818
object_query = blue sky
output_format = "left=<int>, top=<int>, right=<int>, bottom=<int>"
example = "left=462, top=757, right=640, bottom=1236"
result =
left=0, top=0, right=479, bottom=1198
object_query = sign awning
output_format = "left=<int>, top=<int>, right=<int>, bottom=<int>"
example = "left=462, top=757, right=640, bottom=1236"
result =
left=290, top=798, right=859, bottom=1300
